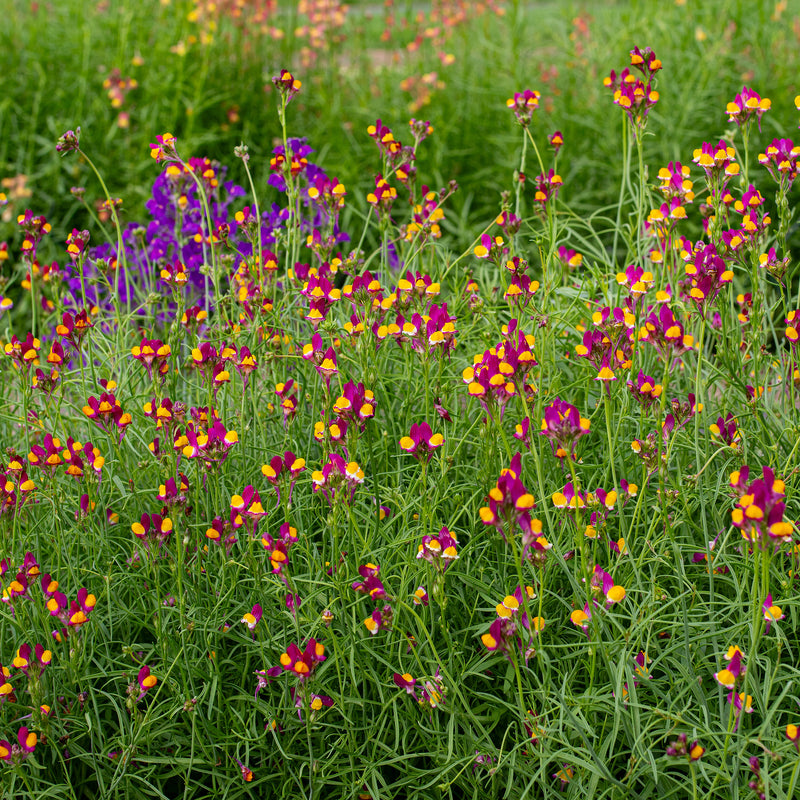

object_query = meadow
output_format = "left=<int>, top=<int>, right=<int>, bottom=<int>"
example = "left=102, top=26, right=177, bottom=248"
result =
left=2, top=1, right=800, bottom=798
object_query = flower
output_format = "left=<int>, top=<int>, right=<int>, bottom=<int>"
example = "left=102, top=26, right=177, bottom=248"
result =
left=590, top=565, right=626, bottom=605
left=83, top=392, right=133, bottom=441
left=709, top=413, right=740, bottom=449
left=506, top=89, right=541, bottom=127
left=666, top=732, right=704, bottom=762
left=149, top=132, right=179, bottom=163
left=0, top=727, right=37, bottom=763
left=553, top=764, right=574, bottom=790
left=393, top=672, right=417, bottom=698
left=481, top=585, right=539, bottom=663
left=729, top=466, right=790, bottom=544
left=399, top=422, right=444, bottom=463
left=787, top=723, right=800, bottom=752
left=137, top=665, right=158, bottom=699
left=272, top=69, right=302, bottom=104
left=540, top=398, right=590, bottom=460
left=236, top=759, right=253, bottom=782
left=762, top=594, right=784, bottom=633
left=364, top=604, right=392, bottom=635
left=278, top=638, right=326, bottom=681
left=416, top=526, right=459, bottom=571
left=479, top=453, right=544, bottom=561
left=351, top=563, right=387, bottom=600
left=56, top=127, right=81, bottom=154
left=311, top=453, right=364, bottom=505
left=242, top=604, right=263, bottom=632
left=12, top=643, right=52, bottom=677
left=758, top=138, right=800, bottom=190
left=726, top=86, right=770, bottom=130
left=714, top=647, right=749, bottom=729
left=603, top=58, right=659, bottom=138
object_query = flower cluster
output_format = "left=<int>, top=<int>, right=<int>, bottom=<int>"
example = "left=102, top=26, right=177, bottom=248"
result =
left=481, top=584, right=542, bottom=663
left=729, top=466, right=791, bottom=545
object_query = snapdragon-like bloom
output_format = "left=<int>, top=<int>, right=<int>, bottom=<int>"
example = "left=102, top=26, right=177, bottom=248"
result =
left=603, top=53, right=660, bottom=138
left=393, top=672, right=417, bottom=698
left=278, top=638, right=326, bottom=681
left=464, top=323, right=537, bottom=419
left=416, top=526, right=459, bottom=572
left=506, top=89, right=541, bottom=127
left=131, top=338, right=171, bottom=381
left=261, top=451, right=306, bottom=506
left=272, top=69, right=301, bottom=104
left=540, top=398, right=590, bottom=460
left=638, top=304, right=694, bottom=363
left=481, top=585, right=540, bottom=664
left=479, top=455, right=539, bottom=543
left=590, top=565, right=626, bottom=606
left=758, top=137, right=800, bottom=191
left=762, top=594, right=784, bottom=633
left=351, top=563, right=387, bottom=600
left=681, top=241, right=733, bottom=315
left=709, top=413, right=740, bottom=449
left=726, top=86, right=770, bottom=131
left=666, top=733, right=704, bottom=762
left=311, top=453, right=364, bottom=505
left=729, top=466, right=790, bottom=544
left=399, top=422, right=444, bottom=463
left=0, top=727, right=37, bottom=763
left=137, top=665, right=158, bottom=699
left=241, top=603, right=263, bottom=632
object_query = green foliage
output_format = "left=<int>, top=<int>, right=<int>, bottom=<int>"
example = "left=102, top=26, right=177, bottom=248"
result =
left=2, top=1, right=800, bottom=798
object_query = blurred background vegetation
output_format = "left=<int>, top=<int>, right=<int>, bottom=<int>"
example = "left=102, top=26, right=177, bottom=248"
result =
left=2, top=0, right=800, bottom=254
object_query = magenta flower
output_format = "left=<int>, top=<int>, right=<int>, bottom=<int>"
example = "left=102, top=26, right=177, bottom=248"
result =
left=532, top=169, right=563, bottom=212
left=137, top=665, right=158, bottom=699
left=627, top=370, right=662, bottom=409
left=758, top=137, right=800, bottom=190
left=714, top=646, right=744, bottom=690
left=666, top=733, right=704, bottom=762
left=692, top=140, right=740, bottom=190
left=540, top=398, right=591, bottom=460
left=729, top=466, right=790, bottom=544
left=505, top=89, right=541, bottom=127
left=0, top=727, right=37, bottom=763
left=629, top=46, right=662, bottom=78
left=241, top=604, right=263, bottom=632
left=762, top=594, right=784, bottom=633
left=399, top=422, right=444, bottom=462
left=272, top=69, right=301, bottom=104
left=590, top=565, right=626, bottom=606
left=603, top=62, right=659, bottom=137
left=726, top=86, right=770, bottom=130
left=131, top=338, right=171, bottom=382
left=12, top=643, right=52, bottom=677
left=479, top=453, right=539, bottom=542
left=709, top=413, right=740, bottom=449
left=261, top=451, right=306, bottom=506
left=639, top=304, right=694, bottom=363
left=393, top=672, right=418, bottom=698
left=681, top=241, right=733, bottom=315
left=416, top=526, right=459, bottom=572
left=311, top=454, right=364, bottom=505
left=351, top=564, right=387, bottom=600
left=364, top=604, right=392, bottom=635
left=278, top=638, right=326, bottom=681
